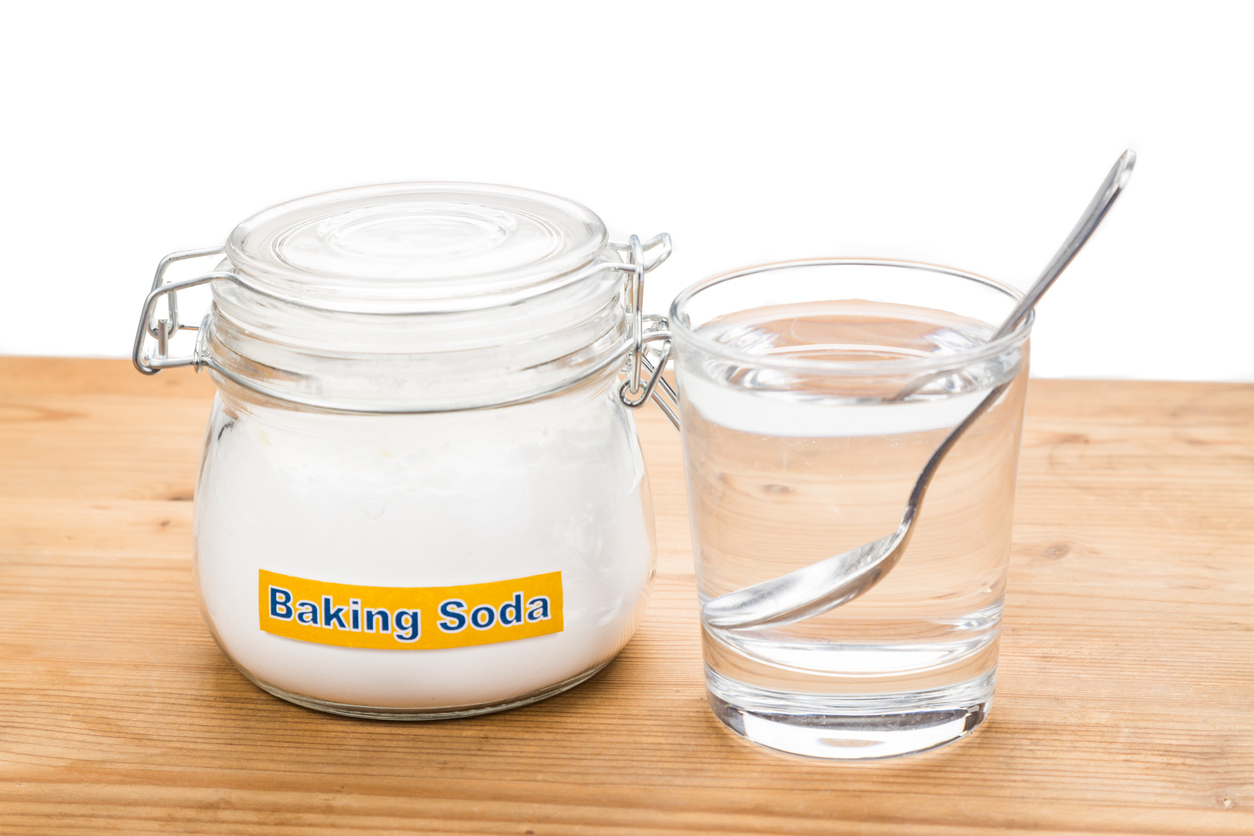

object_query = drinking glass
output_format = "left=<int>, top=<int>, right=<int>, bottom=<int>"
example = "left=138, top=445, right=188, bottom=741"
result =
left=668, top=259, right=1031, bottom=759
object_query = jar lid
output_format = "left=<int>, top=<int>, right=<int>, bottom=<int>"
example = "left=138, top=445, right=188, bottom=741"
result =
left=225, top=183, right=608, bottom=314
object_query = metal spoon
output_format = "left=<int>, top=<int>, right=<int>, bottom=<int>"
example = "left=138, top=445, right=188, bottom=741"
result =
left=702, top=150, right=1136, bottom=632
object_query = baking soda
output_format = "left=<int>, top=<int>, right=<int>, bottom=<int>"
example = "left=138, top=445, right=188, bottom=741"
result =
left=194, top=376, right=655, bottom=713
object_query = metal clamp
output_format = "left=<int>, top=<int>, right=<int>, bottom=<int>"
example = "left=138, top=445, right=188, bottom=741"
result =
left=612, top=234, right=681, bottom=428
left=619, top=324, right=680, bottom=429
left=133, top=247, right=240, bottom=375
left=619, top=328, right=671, bottom=405
left=608, top=233, right=671, bottom=343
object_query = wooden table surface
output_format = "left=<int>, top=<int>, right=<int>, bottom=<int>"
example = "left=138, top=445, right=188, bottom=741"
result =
left=1, top=356, right=1251, bottom=835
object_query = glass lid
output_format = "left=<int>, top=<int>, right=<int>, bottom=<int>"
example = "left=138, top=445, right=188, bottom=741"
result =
left=224, top=183, right=608, bottom=313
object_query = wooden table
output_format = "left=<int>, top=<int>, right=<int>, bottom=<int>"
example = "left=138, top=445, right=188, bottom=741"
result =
left=1, top=357, right=1251, bottom=835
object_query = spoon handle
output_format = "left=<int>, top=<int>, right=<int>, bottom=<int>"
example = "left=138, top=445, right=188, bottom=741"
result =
left=993, top=150, right=1136, bottom=341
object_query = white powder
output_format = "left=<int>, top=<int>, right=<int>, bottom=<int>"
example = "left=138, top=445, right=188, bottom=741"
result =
left=193, top=376, right=655, bottom=712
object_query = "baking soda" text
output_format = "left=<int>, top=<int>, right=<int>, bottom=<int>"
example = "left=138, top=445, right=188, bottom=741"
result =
left=257, top=569, right=564, bottom=650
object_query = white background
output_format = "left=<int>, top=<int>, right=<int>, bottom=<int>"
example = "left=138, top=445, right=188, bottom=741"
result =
left=2, top=1, right=1251, bottom=381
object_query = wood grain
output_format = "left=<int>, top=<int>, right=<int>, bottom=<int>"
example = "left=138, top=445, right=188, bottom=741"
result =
left=0, top=357, right=1251, bottom=834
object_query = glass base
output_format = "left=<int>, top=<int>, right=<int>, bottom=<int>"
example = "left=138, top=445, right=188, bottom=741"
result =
left=706, top=666, right=995, bottom=760
left=236, top=660, right=611, bottom=721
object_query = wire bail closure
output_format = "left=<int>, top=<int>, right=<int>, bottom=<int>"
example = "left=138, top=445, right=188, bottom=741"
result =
left=135, top=234, right=682, bottom=427
left=132, top=247, right=233, bottom=375
left=615, top=234, right=680, bottom=429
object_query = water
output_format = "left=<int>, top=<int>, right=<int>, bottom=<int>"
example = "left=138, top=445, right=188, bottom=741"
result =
left=676, top=300, right=1028, bottom=758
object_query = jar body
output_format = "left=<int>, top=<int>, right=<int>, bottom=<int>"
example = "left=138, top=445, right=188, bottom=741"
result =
left=193, top=368, right=656, bottom=718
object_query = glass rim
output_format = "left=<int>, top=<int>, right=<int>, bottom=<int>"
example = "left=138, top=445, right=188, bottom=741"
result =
left=668, top=258, right=1034, bottom=375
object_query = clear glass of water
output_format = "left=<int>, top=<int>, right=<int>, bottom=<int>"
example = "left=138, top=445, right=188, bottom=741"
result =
left=669, top=259, right=1032, bottom=759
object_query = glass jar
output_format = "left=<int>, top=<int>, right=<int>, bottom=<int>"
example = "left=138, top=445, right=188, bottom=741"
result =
left=133, top=183, right=672, bottom=719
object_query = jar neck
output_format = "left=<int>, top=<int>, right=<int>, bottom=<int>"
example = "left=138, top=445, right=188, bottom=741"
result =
left=203, top=260, right=631, bottom=413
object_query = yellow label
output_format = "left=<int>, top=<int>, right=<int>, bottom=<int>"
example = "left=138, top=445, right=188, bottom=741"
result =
left=258, top=569, right=563, bottom=650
